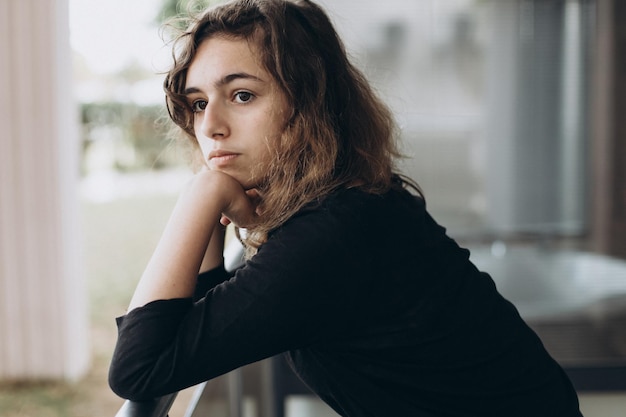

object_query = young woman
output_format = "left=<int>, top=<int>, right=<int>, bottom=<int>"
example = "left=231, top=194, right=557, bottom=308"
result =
left=108, top=0, right=584, bottom=415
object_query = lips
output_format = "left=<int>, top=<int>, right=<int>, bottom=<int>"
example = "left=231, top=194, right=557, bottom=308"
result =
left=208, top=150, right=239, bottom=167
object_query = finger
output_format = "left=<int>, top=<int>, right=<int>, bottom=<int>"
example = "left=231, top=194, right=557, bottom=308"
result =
left=244, top=189, right=261, bottom=204
left=244, top=189, right=263, bottom=214
left=245, top=188, right=259, bottom=197
left=220, top=215, right=232, bottom=226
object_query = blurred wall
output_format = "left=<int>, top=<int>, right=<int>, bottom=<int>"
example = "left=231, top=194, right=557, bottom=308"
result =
left=320, top=0, right=625, bottom=259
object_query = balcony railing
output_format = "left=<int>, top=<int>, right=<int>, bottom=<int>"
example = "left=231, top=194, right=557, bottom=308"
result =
left=113, top=354, right=317, bottom=417
left=114, top=393, right=177, bottom=417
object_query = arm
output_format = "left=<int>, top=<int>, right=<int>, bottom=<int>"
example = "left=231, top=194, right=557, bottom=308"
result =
left=127, top=170, right=255, bottom=311
left=199, top=223, right=225, bottom=274
left=109, top=196, right=368, bottom=401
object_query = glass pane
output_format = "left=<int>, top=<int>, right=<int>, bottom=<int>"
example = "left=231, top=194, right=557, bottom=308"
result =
left=321, top=0, right=593, bottom=238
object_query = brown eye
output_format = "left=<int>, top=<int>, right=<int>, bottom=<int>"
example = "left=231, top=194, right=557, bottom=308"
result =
left=191, top=99, right=207, bottom=112
left=234, top=91, right=254, bottom=103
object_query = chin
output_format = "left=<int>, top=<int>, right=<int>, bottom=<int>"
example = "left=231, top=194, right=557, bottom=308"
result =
left=228, top=173, right=256, bottom=190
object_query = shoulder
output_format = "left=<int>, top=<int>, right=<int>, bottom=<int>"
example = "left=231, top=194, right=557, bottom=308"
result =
left=297, top=186, right=424, bottom=222
left=264, top=187, right=425, bottom=254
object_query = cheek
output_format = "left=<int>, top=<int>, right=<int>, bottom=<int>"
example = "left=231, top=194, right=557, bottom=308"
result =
left=195, top=135, right=213, bottom=160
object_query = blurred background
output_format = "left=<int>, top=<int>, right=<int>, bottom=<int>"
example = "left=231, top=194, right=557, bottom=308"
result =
left=1, top=0, right=626, bottom=416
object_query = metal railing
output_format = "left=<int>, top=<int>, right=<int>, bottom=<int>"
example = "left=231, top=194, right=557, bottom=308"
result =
left=111, top=353, right=320, bottom=417
left=117, top=373, right=243, bottom=417
left=112, top=239, right=250, bottom=417
left=114, top=393, right=177, bottom=417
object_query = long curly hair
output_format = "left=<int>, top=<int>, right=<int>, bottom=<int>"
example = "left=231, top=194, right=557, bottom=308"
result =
left=163, top=0, right=416, bottom=253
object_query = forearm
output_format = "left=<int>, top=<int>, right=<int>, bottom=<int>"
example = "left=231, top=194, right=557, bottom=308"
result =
left=199, top=223, right=226, bottom=273
left=110, top=203, right=350, bottom=401
left=127, top=175, right=226, bottom=311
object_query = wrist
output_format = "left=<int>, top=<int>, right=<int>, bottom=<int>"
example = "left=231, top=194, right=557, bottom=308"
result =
left=199, top=223, right=226, bottom=273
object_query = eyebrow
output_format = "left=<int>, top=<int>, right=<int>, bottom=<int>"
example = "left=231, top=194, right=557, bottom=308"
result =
left=183, top=72, right=265, bottom=95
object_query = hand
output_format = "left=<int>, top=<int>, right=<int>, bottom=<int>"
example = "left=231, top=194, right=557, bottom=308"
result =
left=220, top=188, right=262, bottom=227
left=183, top=170, right=260, bottom=229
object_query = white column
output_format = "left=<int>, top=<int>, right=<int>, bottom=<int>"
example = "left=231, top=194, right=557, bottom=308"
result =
left=0, top=0, right=89, bottom=380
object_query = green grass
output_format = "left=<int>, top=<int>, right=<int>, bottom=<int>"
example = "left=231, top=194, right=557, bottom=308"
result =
left=0, top=382, right=78, bottom=417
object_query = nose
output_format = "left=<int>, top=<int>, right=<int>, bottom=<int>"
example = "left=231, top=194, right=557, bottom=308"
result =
left=198, top=100, right=229, bottom=140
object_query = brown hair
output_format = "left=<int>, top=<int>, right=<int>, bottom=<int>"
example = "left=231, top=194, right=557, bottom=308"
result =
left=164, top=0, right=415, bottom=253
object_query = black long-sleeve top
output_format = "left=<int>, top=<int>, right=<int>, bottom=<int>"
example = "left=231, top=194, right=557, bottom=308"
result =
left=109, top=187, right=583, bottom=417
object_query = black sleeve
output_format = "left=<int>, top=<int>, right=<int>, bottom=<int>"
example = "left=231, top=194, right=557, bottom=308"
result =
left=108, top=206, right=369, bottom=401
left=194, top=265, right=233, bottom=301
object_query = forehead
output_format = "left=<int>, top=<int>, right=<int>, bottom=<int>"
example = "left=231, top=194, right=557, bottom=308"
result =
left=186, top=36, right=267, bottom=86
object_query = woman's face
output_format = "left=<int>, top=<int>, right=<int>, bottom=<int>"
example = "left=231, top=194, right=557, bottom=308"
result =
left=184, top=36, right=290, bottom=189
